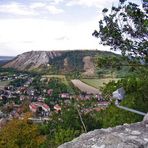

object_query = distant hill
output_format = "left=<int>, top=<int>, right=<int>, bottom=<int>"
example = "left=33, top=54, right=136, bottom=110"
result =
left=0, top=56, right=14, bottom=65
left=3, top=50, right=117, bottom=75
left=3, top=51, right=61, bottom=71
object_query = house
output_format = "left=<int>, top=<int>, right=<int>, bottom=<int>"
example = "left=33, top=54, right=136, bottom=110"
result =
left=47, top=89, right=53, bottom=96
left=20, top=95, right=25, bottom=101
left=54, top=104, right=61, bottom=113
left=37, top=97, right=44, bottom=102
left=27, top=89, right=35, bottom=96
left=78, top=94, right=92, bottom=100
left=59, top=93, right=70, bottom=98
left=95, top=94, right=103, bottom=100
left=29, top=103, right=37, bottom=112
left=19, top=87, right=27, bottom=93
left=29, top=102, right=50, bottom=116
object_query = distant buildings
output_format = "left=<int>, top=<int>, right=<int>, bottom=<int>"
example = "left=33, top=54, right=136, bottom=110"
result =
left=29, top=102, right=50, bottom=116
left=47, top=89, right=53, bottom=96
left=54, top=104, right=61, bottom=113
left=59, top=93, right=70, bottom=99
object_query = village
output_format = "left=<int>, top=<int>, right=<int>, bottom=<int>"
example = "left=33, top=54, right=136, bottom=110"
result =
left=0, top=70, right=110, bottom=126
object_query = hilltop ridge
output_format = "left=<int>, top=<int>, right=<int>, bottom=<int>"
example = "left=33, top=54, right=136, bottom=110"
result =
left=3, top=50, right=116, bottom=74
left=3, top=51, right=61, bottom=70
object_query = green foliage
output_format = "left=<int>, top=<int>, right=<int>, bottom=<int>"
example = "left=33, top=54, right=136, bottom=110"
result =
left=0, top=113, right=45, bottom=148
left=93, top=0, right=148, bottom=63
left=54, top=127, right=79, bottom=146
left=82, top=113, right=101, bottom=131
left=0, top=68, right=17, bottom=73
left=94, top=56, right=134, bottom=78
left=39, top=103, right=101, bottom=147
left=48, top=78, right=69, bottom=95
left=98, top=103, right=142, bottom=128
left=99, top=68, right=148, bottom=127
left=10, top=78, right=27, bottom=87
left=49, top=50, right=116, bottom=74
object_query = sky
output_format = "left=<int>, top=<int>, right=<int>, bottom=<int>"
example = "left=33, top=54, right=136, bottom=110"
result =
left=0, top=0, right=141, bottom=56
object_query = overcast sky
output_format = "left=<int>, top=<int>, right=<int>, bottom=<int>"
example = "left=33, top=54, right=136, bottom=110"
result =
left=0, top=0, right=141, bottom=56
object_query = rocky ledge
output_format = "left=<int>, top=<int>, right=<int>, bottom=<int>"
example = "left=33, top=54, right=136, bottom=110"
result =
left=59, top=114, right=148, bottom=148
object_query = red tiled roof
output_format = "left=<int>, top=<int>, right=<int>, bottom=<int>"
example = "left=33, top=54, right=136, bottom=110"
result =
left=54, top=104, right=61, bottom=110
left=42, top=104, right=50, bottom=109
left=30, top=102, right=50, bottom=111
left=29, top=104, right=37, bottom=110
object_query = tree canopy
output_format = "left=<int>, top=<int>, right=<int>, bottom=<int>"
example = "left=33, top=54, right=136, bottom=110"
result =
left=93, top=0, right=148, bottom=64
left=0, top=113, right=45, bottom=148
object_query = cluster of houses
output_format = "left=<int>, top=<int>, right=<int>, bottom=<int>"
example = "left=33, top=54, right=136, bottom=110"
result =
left=81, top=101, right=110, bottom=114
left=0, top=72, right=110, bottom=126
left=29, top=102, right=62, bottom=117
left=0, top=73, right=28, bottom=81
left=29, top=102, right=50, bottom=116
left=0, top=73, right=33, bottom=126
left=0, top=76, right=33, bottom=103
left=0, top=73, right=64, bottom=122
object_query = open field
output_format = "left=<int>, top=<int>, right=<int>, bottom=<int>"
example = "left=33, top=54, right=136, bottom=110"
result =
left=81, top=78, right=120, bottom=89
left=43, top=75, right=76, bottom=93
left=42, top=75, right=68, bottom=85
left=71, top=79, right=100, bottom=94
left=0, top=81, right=10, bottom=89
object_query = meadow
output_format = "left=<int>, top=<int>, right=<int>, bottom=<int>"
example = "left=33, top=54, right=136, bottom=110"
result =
left=81, top=78, right=120, bottom=89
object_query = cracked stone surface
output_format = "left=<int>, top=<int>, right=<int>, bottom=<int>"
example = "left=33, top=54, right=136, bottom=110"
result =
left=58, top=113, right=148, bottom=148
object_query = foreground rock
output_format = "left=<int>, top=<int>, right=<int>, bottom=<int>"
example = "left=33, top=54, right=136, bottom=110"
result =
left=59, top=113, right=148, bottom=148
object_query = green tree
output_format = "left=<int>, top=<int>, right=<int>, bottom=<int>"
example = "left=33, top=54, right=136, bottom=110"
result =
left=0, top=113, right=45, bottom=148
left=99, top=69, right=148, bottom=127
left=54, top=127, right=79, bottom=146
left=93, top=0, right=148, bottom=63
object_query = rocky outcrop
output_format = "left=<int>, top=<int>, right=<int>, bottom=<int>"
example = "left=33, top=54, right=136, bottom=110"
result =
left=3, top=51, right=61, bottom=70
left=82, top=56, right=95, bottom=76
left=59, top=113, right=148, bottom=148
